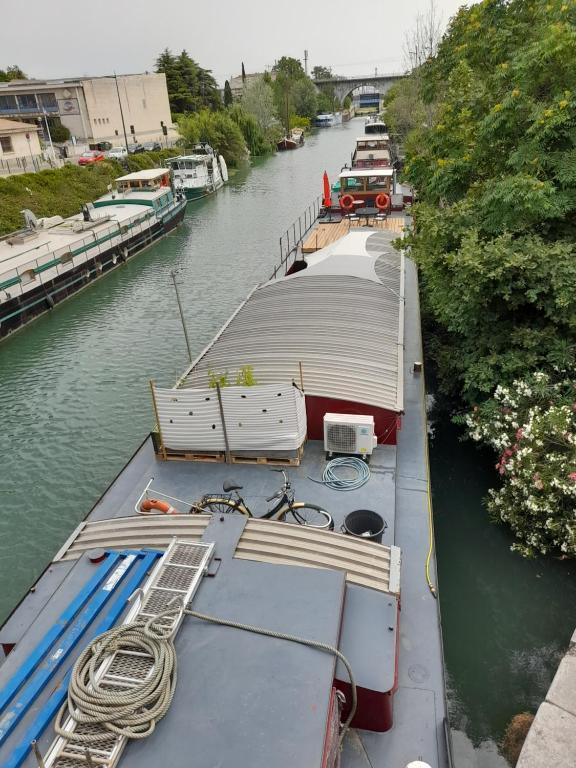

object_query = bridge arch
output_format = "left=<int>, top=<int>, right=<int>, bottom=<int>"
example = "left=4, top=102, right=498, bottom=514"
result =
left=313, top=74, right=404, bottom=106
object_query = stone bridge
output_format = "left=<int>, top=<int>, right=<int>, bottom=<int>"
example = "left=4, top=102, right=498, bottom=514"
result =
left=313, top=74, right=404, bottom=104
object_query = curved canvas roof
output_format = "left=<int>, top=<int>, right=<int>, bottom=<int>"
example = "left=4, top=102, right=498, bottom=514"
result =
left=180, top=230, right=405, bottom=412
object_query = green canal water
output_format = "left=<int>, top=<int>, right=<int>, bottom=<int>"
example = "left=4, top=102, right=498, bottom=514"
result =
left=0, top=119, right=574, bottom=767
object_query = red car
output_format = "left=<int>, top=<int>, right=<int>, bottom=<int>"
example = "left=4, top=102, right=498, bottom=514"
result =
left=78, top=151, right=105, bottom=166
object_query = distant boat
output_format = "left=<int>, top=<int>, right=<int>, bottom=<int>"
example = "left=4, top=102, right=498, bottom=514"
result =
left=165, top=143, right=228, bottom=201
left=277, top=128, right=305, bottom=151
left=365, top=116, right=388, bottom=135
left=314, top=113, right=342, bottom=128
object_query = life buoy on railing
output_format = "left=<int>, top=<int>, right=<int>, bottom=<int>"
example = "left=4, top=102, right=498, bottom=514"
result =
left=139, top=498, right=181, bottom=515
left=375, top=193, right=390, bottom=211
left=340, top=194, right=355, bottom=211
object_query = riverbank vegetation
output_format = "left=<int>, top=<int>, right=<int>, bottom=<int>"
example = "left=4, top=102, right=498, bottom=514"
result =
left=155, top=50, right=345, bottom=164
left=0, top=150, right=178, bottom=237
left=385, top=0, right=576, bottom=556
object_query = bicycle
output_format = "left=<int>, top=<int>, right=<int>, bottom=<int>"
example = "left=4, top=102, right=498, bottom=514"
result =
left=198, top=469, right=334, bottom=530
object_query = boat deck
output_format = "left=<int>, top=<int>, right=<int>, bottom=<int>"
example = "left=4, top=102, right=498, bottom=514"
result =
left=0, top=260, right=448, bottom=768
left=302, top=217, right=406, bottom=253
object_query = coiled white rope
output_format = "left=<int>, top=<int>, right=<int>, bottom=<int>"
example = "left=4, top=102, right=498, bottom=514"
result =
left=54, top=607, right=179, bottom=743
left=56, top=603, right=357, bottom=749
left=310, top=456, right=371, bottom=491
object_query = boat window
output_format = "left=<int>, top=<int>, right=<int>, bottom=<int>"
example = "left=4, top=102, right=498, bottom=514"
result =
left=366, top=175, right=389, bottom=191
left=20, top=268, right=37, bottom=284
left=342, top=176, right=363, bottom=191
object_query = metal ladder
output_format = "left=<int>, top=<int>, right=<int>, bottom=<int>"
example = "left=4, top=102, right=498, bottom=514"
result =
left=43, top=539, right=214, bottom=768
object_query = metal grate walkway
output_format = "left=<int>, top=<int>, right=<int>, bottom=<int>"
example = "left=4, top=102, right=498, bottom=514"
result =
left=44, top=539, right=214, bottom=768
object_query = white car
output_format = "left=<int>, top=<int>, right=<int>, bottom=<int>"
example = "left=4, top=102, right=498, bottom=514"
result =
left=107, top=146, right=128, bottom=159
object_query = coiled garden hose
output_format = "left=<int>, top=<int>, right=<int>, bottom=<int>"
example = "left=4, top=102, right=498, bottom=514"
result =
left=310, top=456, right=371, bottom=491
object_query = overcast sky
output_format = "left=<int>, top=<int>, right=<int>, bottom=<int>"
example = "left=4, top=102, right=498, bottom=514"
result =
left=2, top=0, right=475, bottom=86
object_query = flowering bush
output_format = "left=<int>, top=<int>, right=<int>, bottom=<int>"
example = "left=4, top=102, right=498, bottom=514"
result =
left=464, top=371, right=576, bottom=557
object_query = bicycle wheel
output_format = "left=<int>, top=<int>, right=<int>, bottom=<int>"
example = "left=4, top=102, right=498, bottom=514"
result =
left=287, top=503, right=334, bottom=530
left=200, top=497, right=249, bottom=516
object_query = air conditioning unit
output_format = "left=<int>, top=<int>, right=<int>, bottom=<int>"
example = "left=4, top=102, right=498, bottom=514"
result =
left=323, top=413, right=377, bottom=457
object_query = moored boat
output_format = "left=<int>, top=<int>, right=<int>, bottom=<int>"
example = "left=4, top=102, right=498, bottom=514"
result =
left=0, top=169, right=186, bottom=340
left=277, top=127, right=305, bottom=151
left=165, top=143, right=228, bottom=201
left=351, top=135, right=391, bottom=168
left=314, top=112, right=342, bottom=128
left=0, top=164, right=444, bottom=768
left=365, top=116, right=388, bottom=135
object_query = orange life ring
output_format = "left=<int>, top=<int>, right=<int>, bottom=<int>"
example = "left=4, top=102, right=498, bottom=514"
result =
left=375, top=193, right=390, bottom=211
left=340, top=194, right=355, bottom=211
left=139, top=498, right=180, bottom=515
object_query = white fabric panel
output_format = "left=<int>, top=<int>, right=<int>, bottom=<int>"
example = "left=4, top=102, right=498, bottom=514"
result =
left=155, top=384, right=306, bottom=452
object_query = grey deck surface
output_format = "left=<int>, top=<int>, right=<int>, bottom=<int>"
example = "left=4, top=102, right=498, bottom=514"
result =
left=0, top=255, right=449, bottom=768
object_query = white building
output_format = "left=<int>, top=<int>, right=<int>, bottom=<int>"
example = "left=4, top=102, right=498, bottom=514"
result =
left=0, top=118, right=41, bottom=159
left=0, top=73, right=177, bottom=146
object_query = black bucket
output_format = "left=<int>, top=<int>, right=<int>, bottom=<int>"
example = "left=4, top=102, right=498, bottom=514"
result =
left=342, top=510, right=387, bottom=544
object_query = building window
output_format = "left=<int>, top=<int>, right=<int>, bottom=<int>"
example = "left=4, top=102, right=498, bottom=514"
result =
left=0, top=136, right=14, bottom=153
left=94, top=118, right=98, bottom=124
left=17, top=94, right=38, bottom=112
left=0, top=95, right=17, bottom=113
left=38, top=93, right=58, bottom=111
left=142, top=98, right=147, bottom=109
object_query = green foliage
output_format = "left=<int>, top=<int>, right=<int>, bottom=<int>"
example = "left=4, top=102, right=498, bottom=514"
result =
left=271, top=55, right=318, bottom=128
left=155, top=48, right=221, bottom=114
left=240, top=77, right=280, bottom=142
left=343, top=95, right=352, bottom=110
left=47, top=118, right=70, bottom=143
left=208, top=366, right=257, bottom=387
left=317, top=86, right=339, bottom=114
left=0, top=162, right=121, bottom=236
left=385, top=0, right=576, bottom=555
left=462, top=372, right=576, bottom=557
left=227, top=104, right=274, bottom=156
left=208, top=369, right=230, bottom=388
left=0, top=150, right=180, bottom=237
left=224, top=80, right=233, bottom=107
left=0, top=65, right=26, bottom=81
left=177, top=110, right=247, bottom=166
left=235, top=365, right=257, bottom=386
left=292, top=78, right=317, bottom=120
left=312, top=65, right=333, bottom=80
left=289, top=115, right=311, bottom=130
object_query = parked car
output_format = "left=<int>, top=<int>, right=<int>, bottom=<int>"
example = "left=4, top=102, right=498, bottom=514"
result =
left=107, top=146, right=128, bottom=160
left=78, top=151, right=105, bottom=166
left=142, top=141, right=162, bottom=152
left=128, top=144, right=146, bottom=154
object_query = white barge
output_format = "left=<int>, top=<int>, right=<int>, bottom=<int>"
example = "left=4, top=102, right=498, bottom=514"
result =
left=0, top=169, right=186, bottom=340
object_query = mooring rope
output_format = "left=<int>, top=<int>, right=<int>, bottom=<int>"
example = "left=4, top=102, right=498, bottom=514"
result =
left=56, top=602, right=357, bottom=749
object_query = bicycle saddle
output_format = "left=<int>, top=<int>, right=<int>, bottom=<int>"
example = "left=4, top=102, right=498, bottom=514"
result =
left=223, top=480, right=243, bottom=492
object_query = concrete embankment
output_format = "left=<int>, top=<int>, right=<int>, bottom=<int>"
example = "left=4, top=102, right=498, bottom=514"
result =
left=517, top=628, right=576, bottom=767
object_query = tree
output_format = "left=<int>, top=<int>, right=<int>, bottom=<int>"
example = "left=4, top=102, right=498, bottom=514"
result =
left=228, top=104, right=275, bottom=156
left=241, top=62, right=246, bottom=82
left=402, top=0, right=443, bottom=70
left=0, top=65, right=27, bottom=82
left=155, top=49, right=221, bottom=114
left=273, top=56, right=306, bottom=80
left=292, top=78, right=317, bottom=120
left=317, top=86, right=339, bottom=114
left=177, top=109, right=247, bottom=166
left=224, top=80, right=233, bottom=107
left=311, top=65, right=332, bottom=80
left=385, top=0, right=576, bottom=555
left=241, top=76, right=278, bottom=136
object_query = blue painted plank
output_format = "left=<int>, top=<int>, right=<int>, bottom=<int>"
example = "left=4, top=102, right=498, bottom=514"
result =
left=0, top=554, right=130, bottom=745
left=0, top=553, right=122, bottom=716
left=4, top=550, right=160, bottom=768
left=2, top=551, right=162, bottom=768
